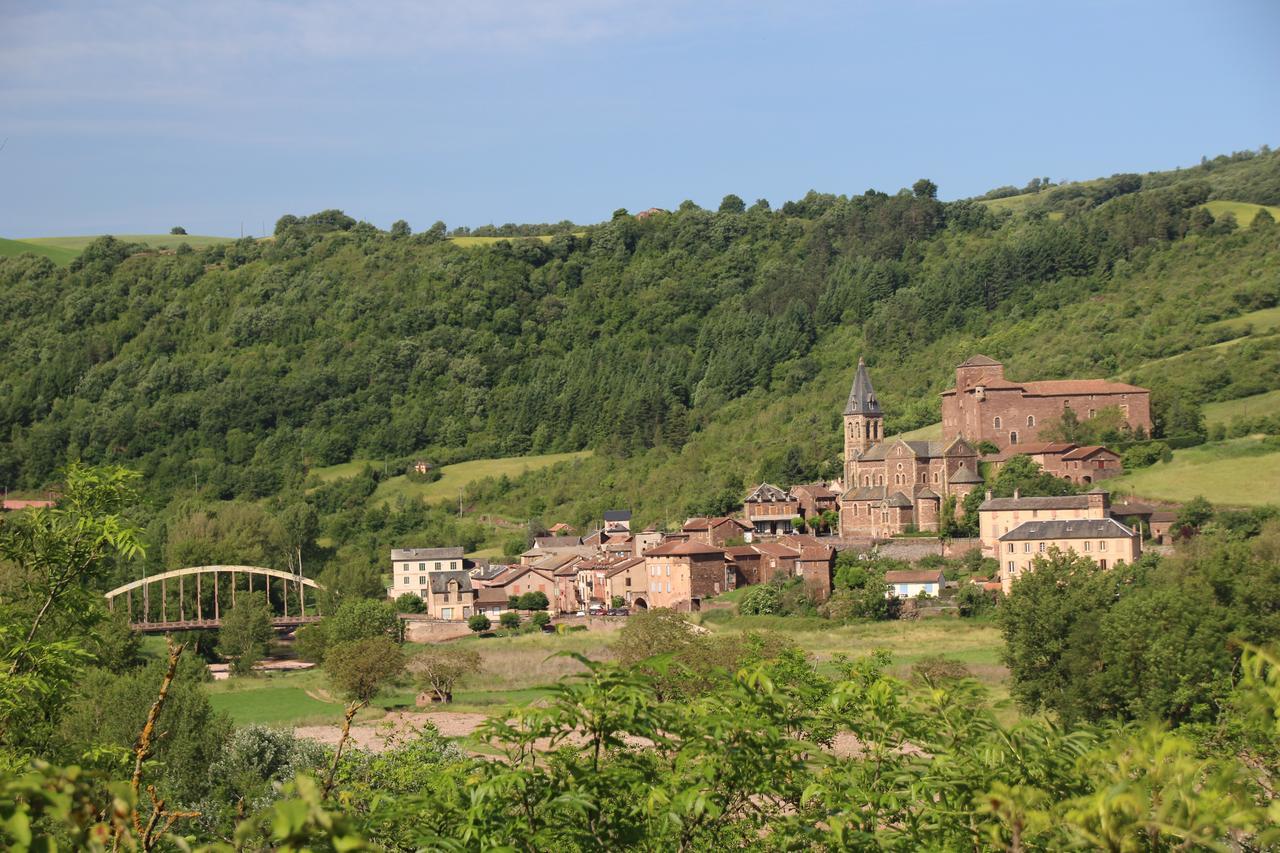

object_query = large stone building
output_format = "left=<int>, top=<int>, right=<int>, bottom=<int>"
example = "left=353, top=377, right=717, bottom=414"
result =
left=838, top=359, right=983, bottom=537
left=940, top=355, right=1151, bottom=451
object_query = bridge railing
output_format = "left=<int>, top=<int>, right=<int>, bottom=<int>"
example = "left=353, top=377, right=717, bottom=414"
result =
left=105, top=565, right=324, bottom=628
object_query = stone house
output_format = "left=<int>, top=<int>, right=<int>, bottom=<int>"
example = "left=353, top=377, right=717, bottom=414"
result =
left=390, top=547, right=466, bottom=601
left=978, top=490, right=1111, bottom=558
left=743, top=483, right=800, bottom=536
left=986, top=442, right=1124, bottom=485
left=479, top=564, right=559, bottom=614
left=998, top=518, right=1140, bottom=594
left=941, top=355, right=1151, bottom=451
left=682, top=516, right=753, bottom=547
left=421, top=572, right=474, bottom=621
left=794, top=543, right=835, bottom=602
left=724, top=545, right=763, bottom=587
left=604, top=557, right=646, bottom=606
left=751, top=542, right=800, bottom=585
left=636, top=540, right=731, bottom=612
left=790, top=483, right=839, bottom=522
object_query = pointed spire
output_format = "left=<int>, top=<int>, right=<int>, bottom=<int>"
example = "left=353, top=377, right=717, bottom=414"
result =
left=844, top=357, right=882, bottom=416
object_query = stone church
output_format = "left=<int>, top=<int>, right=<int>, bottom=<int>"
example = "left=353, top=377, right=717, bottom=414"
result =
left=837, top=359, right=983, bottom=538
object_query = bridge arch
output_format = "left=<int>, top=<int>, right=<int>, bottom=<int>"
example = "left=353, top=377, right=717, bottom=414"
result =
left=105, top=565, right=325, bottom=633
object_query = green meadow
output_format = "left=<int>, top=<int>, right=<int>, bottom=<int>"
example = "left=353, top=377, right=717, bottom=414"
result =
left=1202, top=200, right=1280, bottom=228
left=371, top=451, right=592, bottom=506
left=1204, top=389, right=1280, bottom=426
left=1107, top=437, right=1280, bottom=507
left=0, top=236, right=79, bottom=265
left=20, top=233, right=235, bottom=252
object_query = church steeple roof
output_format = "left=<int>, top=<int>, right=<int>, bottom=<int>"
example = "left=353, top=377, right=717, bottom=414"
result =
left=844, top=357, right=882, bottom=416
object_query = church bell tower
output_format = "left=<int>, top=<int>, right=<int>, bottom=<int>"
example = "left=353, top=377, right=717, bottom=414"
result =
left=843, top=357, right=883, bottom=485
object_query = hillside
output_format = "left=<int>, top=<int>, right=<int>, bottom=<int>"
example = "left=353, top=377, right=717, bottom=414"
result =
left=1, top=148, right=1278, bottom=584
left=0, top=236, right=78, bottom=265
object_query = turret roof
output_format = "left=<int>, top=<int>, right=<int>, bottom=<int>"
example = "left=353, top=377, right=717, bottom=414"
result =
left=844, top=357, right=882, bottom=416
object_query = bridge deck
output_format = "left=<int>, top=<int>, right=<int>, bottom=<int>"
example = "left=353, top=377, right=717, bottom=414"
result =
left=130, top=615, right=323, bottom=633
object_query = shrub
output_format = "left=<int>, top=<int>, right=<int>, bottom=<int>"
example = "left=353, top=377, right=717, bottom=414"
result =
left=911, top=656, right=972, bottom=684
left=394, top=593, right=425, bottom=614
left=740, top=584, right=782, bottom=616
left=530, top=612, right=551, bottom=628
left=467, top=613, right=491, bottom=633
left=499, top=611, right=521, bottom=629
left=1123, top=441, right=1171, bottom=469
left=517, top=591, right=549, bottom=611
left=956, top=583, right=996, bottom=617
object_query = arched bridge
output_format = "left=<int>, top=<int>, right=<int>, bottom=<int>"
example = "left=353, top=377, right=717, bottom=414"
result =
left=105, top=565, right=325, bottom=633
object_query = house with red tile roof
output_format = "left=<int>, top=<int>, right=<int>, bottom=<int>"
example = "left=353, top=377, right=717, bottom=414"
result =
left=637, top=540, right=731, bottom=612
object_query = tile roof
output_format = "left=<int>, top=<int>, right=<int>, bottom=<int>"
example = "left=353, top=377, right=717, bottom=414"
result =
left=603, top=510, right=632, bottom=521
left=752, top=542, right=801, bottom=558
left=427, top=571, right=473, bottom=594
left=842, top=486, right=887, bottom=501
left=605, top=557, right=645, bottom=577
left=744, top=482, right=791, bottom=502
left=844, top=357, right=882, bottom=416
left=391, top=546, right=465, bottom=561
left=998, top=518, right=1136, bottom=541
left=885, top=491, right=914, bottom=508
left=915, top=487, right=940, bottom=500
left=1061, top=445, right=1118, bottom=460
left=958, top=354, right=1002, bottom=367
left=950, top=463, right=983, bottom=484
left=644, top=540, right=728, bottom=557
left=979, top=495, right=1096, bottom=511
left=1020, top=379, right=1147, bottom=396
left=534, top=535, right=583, bottom=549
left=798, top=544, right=835, bottom=561
left=884, top=569, right=945, bottom=584
left=475, top=586, right=511, bottom=604
left=791, top=483, right=837, bottom=499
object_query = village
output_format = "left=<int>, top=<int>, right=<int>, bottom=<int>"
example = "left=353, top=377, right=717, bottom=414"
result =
left=390, top=354, right=1176, bottom=626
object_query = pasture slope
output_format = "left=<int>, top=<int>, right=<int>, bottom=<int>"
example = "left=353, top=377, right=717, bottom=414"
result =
left=1107, top=436, right=1280, bottom=507
left=0, top=236, right=79, bottom=265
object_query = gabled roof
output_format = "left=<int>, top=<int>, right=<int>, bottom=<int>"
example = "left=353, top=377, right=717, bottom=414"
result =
left=885, top=491, right=914, bottom=508
left=884, top=569, right=945, bottom=584
left=950, top=464, right=983, bottom=484
left=980, top=494, right=1096, bottom=512
left=999, top=518, right=1136, bottom=541
left=958, top=354, right=1002, bottom=368
left=744, top=483, right=792, bottom=503
left=682, top=516, right=751, bottom=532
left=915, top=487, right=940, bottom=500
left=603, top=510, right=632, bottom=522
left=534, top=535, right=583, bottom=549
left=791, top=483, right=837, bottom=499
left=605, top=557, right=645, bottom=577
left=724, top=545, right=760, bottom=559
left=844, top=357, right=882, bottom=416
left=1061, top=445, right=1120, bottom=460
left=391, top=546, right=465, bottom=561
left=752, top=542, right=801, bottom=558
left=1020, top=379, right=1147, bottom=397
left=427, top=571, right=473, bottom=594
left=841, top=486, right=887, bottom=502
left=644, top=540, right=727, bottom=557
left=797, top=544, right=835, bottom=562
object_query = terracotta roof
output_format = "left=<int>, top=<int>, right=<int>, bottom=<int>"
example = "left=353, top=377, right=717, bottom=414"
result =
left=644, top=540, right=727, bottom=557
left=999, top=518, right=1136, bottom=541
left=724, top=545, right=760, bottom=558
left=2, top=499, right=55, bottom=510
left=798, top=545, right=834, bottom=561
left=605, top=557, right=644, bottom=577
left=1061, top=445, right=1119, bottom=460
left=884, top=569, right=945, bottom=584
left=475, top=586, right=510, bottom=604
left=1149, top=511, right=1178, bottom=523
left=752, top=542, right=800, bottom=558
left=535, top=535, right=583, bottom=549
left=1020, top=379, right=1147, bottom=396
left=958, top=354, right=1002, bottom=368
left=791, top=483, right=837, bottom=499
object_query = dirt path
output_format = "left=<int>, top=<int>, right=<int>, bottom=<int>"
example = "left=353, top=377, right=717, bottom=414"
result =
left=295, top=710, right=489, bottom=750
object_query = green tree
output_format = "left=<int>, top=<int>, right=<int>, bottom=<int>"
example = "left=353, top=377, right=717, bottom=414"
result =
left=322, top=636, right=406, bottom=792
left=217, top=597, right=274, bottom=675
left=518, top=590, right=549, bottom=611
left=718, top=194, right=746, bottom=213
left=912, top=178, right=938, bottom=199
left=467, top=613, right=491, bottom=633
left=170, top=226, right=187, bottom=235
left=499, top=611, right=521, bottom=629
left=408, top=644, right=481, bottom=703
left=394, top=592, right=424, bottom=613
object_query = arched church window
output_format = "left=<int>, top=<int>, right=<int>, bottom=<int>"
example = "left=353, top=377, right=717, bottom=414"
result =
left=1010, top=431, right=1019, bottom=445
left=994, top=416, right=1002, bottom=430
left=1027, top=415, right=1035, bottom=427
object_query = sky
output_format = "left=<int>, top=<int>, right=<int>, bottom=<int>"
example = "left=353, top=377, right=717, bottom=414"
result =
left=2, top=0, right=1278, bottom=237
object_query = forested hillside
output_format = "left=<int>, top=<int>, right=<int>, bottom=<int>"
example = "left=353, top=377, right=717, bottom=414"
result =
left=1, top=149, right=1278, bottom=577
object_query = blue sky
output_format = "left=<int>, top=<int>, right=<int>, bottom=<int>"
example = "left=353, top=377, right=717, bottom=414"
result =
left=3, top=0, right=1278, bottom=237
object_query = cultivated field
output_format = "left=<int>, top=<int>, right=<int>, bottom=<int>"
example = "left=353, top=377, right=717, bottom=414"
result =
left=1107, top=437, right=1280, bottom=506
left=371, top=451, right=592, bottom=506
left=20, top=233, right=235, bottom=252
left=0, top=236, right=79, bottom=265
left=450, top=232, right=584, bottom=247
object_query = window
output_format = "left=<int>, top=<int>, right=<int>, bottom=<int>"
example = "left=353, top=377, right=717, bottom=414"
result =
left=418, top=562, right=425, bottom=571
left=1099, top=541, right=1107, bottom=551
left=1088, top=409, right=1096, bottom=418
left=1027, top=415, right=1035, bottom=427
left=1007, top=561, right=1016, bottom=574
left=434, top=562, right=441, bottom=571
left=1007, top=543, right=1014, bottom=553
left=933, top=472, right=939, bottom=483
left=1009, top=431, right=1019, bottom=445
left=419, top=575, right=426, bottom=585
left=666, top=582, right=672, bottom=593
left=1038, top=542, right=1046, bottom=552
left=665, top=565, right=671, bottom=576
left=1032, top=509, right=1039, bottom=518
left=442, top=608, right=452, bottom=620
left=403, top=576, right=410, bottom=585
left=1099, top=559, right=1108, bottom=570
left=994, top=416, right=1002, bottom=429
left=1084, top=541, right=1092, bottom=552
left=1023, top=543, right=1030, bottom=553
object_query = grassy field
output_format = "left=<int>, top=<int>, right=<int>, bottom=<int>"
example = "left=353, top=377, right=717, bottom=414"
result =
left=894, top=422, right=943, bottom=441
left=20, top=233, right=235, bottom=252
left=1107, top=437, right=1280, bottom=506
left=371, top=451, right=592, bottom=506
left=206, top=614, right=1006, bottom=728
left=0, top=236, right=79, bottom=265
left=1202, top=200, right=1280, bottom=228
left=1204, top=389, right=1280, bottom=426
left=1209, top=305, right=1280, bottom=336
left=450, top=233, right=584, bottom=248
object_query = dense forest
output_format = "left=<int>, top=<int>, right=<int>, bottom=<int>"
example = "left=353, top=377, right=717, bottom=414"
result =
left=1, top=148, right=1278, bottom=581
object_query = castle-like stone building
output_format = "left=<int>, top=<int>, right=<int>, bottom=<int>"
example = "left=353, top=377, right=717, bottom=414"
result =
left=838, top=359, right=982, bottom=538
left=940, top=355, right=1151, bottom=451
